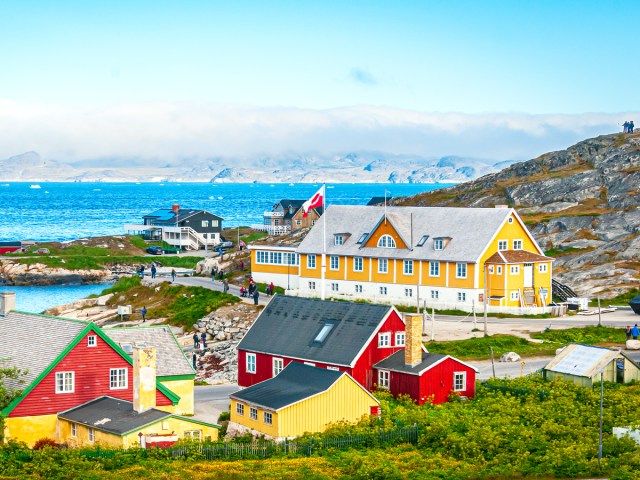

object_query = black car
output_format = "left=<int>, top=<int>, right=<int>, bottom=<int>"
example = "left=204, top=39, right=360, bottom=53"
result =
left=146, top=246, right=163, bottom=255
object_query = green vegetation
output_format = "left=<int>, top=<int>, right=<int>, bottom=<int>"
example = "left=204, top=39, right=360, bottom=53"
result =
left=395, top=304, right=551, bottom=319
left=241, top=232, right=268, bottom=243
left=545, top=245, right=593, bottom=257
left=15, top=254, right=202, bottom=270
left=254, top=282, right=285, bottom=295
left=1, top=378, right=639, bottom=479
left=593, top=288, right=640, bottom=307
left=0, top=367, right=27, bottom=442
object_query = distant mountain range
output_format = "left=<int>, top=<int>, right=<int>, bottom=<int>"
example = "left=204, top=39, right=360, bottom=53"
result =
left=0, top=151, right=514, bottom=183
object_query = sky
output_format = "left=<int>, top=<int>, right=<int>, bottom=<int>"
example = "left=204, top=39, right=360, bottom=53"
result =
left=0, top=0, right=638, bottom=163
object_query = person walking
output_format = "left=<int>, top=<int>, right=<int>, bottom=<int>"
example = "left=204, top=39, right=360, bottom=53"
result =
left=150, top=264, right=156, bottom=279
left=626, top=325, right=632, bottom=340
left=223, top=278, right=229, bottom=293
left=630, top=121, right=635, bottom=133
left=632, top=324, right=640, bottom=340
left=211, top=267, right=216, bottom=282
left=192, top=332, right=200, bottom=349
left=253, top=288, right=259, bottom=305
left=192, top=351, right=198, bottom=370
left=171, top=268, right=176, bottom=282
left=240, top=260, right=245, bottom=270
left=623, top=121, right=629, bottom=133
left=141, top=306, right=147, bottom=323
left=200, top=331, right=207, bottom=349
left=239, top=240, right=246, bottom=251
left=269, top=282, right=275, bottom=296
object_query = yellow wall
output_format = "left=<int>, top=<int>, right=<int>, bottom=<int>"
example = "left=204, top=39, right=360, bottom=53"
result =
left=445, top=262, right=475, bottom=288
left=231, top=375, right=378, bottom=439
left=420, top=260, right=447, bottom=287
left=364, top=221, right=408, bottom=249
left=346, top=257, right=370, bottom=282
left=158, top=378, right=194, bottom=416
left=4, top=414, right=58, bottom=447
left=250, top=249, right=299, bottom=276
left=369, top=257, right=395, bottom=283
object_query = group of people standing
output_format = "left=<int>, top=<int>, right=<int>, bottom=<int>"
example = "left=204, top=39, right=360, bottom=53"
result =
left=625, top=324, right=639, bottom=340
left=623, top=120, right=635, bottom=133
left=239, top=278, right=261, bottom=304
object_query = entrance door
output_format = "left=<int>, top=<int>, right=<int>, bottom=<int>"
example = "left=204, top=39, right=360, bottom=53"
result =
left=523, top=264, right=533, bottom=288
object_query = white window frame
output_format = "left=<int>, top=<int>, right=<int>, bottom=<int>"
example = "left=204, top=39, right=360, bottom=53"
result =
left=331, top=282, right=339, bottom=292
left=334, top=235, right=343, bottom=246
left=211, top=220, right=219, bottom=227
left=513, top=239, right=523, bottom=250
left=236, top=403, right=245, bottom=416
left=355, top=284, right=363, bottom=293
left=379, top=286, right=387, bottom=295
left=246, top=353, right=256, bottom=374
left=498, top=240, right=508, bottom=251
left=510, top=291, right=520, bottom=301
left=109, top=368, right=128, bottom=390
left=539, top=263, right=548, bottom=273
left=87, top=335, right=97, bottom=347
left=431, top=290, right=439, bottom=300
left=508, top=217, right=514, bottom=224
left=434, top=239, right=443, bottom=250
left=250, top=407, right=258, bottom=421
left=378, top=332, right=391, bottom=347
left=497, top=266, right=503, bottom=274
left=71, top=423, right=77, bottom=437
left=184, top=430, right=202, bottom=440
left=457, top=292, right=466, bottom=302
left=377, top=235, right=396, bottom=248
left=272, top=358, right=284, bottom=377
left=295, top=219, right=302, bottom=226
left=326, top=366, right=340, bottom=371
left=378, top=370, right=390, bottom=389
left=312, top=220, right=317, bottom=225
left=454, top=372, right=466, bottom=391
left=353, top=257, right=363, bottom=272
left=307, top=254, right=316, bottom=269
left=403, top=260, right=413, bottom=275
left=510, top=265, right=520, bottom=275
left=378, top=258, right=388, bottom=274
left=88, top=427, right=95, bottom=443
left=330, top=256, right=339, bottom=271
left=395, top=331, right=405, bottom=346
left=308, top=281, right=316, bottom=290
left=405, top=288, right=413, bottom=297
left=263, top=412, right=273, bottom=425
left=55, top=371, right=74, bottom=394
left=429, top=261, right=440, bottom=277
left=456, top=263, right=467, bottom=279
left=488, top=265, right=495, bottom=274
left=201, top=220, right=209, bottom=228
left=303, top=362, right=316, bottom=366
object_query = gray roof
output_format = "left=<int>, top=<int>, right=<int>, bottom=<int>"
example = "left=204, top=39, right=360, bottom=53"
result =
left=373, top=350, right=447, bottom=375
left=297, top=205, right=515, bottom=262
left=58, top=396, right=171, bottom=435
left=237, top=295, right=394, bottom=367
left=103, top=326, right=194, bottom=377
left=230, top=362, right=344, bottom=410
left=544, top=344, right=622, bottom=378
left=143, top=208, right=222, bottom=225
left=0, top=311, right=88, bottom=390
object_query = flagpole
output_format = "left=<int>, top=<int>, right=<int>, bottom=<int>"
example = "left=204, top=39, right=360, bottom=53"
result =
left=321, top=182, right=327, bottom=300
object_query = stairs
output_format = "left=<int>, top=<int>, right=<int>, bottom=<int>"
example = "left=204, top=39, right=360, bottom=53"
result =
left=552, top=279, right=577, bottom=302
left=522, top=288, right=536, bottom=307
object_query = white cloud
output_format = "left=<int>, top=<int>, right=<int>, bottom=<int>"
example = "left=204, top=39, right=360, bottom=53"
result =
left=0, top=99, right=634, bottom=163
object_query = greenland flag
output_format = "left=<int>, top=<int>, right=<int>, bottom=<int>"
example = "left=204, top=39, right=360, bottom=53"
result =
left=302, top=185, right=324, bottom=217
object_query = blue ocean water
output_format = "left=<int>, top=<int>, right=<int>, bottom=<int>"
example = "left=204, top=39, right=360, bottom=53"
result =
left=1, top=283, right=110, bottom=313
left=0, top=182, right=451, bottom=242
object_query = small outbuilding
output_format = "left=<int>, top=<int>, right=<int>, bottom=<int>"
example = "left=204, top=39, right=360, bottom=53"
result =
left=543, top=344, right=640, bottom=387
left=229, top=362, right=379, bottom=440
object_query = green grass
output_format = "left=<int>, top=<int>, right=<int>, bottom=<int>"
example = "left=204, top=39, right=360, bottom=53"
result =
left=15, top=254, right=203, bottom=270
left=531, top=325, right=626, bottom=345
left=241, top=232, right=268, bottom=243
left=544, top=246, right=591, bottom=257
left=395, top=304, right=551, bottom=319
left=254, top=282, right=286, bottom=295
left=592, top=288, right=640, bottom=306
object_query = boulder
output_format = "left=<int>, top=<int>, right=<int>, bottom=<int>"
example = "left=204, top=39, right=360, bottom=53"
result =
left=499, top=352, right=521, bottom=362
left=626, top=340, right=640, bottom=350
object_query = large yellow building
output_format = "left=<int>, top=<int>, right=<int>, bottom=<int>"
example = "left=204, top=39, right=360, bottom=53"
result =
left=251, top=205, right=553, bottom=313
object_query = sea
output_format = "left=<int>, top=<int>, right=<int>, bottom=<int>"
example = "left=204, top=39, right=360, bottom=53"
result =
left=0, top=182, right=452, bottom=311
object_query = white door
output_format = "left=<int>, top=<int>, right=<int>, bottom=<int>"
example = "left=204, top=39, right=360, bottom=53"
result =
left=523, top=264, right=533, bottom=288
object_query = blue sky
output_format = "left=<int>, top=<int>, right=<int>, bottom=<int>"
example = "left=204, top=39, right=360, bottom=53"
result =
left=0, top=1, right=638, bottom=161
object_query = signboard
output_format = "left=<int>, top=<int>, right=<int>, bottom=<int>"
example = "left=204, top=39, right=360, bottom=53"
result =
left=478, top=293, right=484, bottom=302
left=370, top=405, right=381, bottom=417
left=540, top=289, right=548, bottom=295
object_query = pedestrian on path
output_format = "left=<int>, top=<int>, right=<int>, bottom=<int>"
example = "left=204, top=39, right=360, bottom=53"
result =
left=201, top=332, right=207, bottom=349
left=632, top=324, right=640, bottom=340
left=151, top=264, right=156, bottom=279
left=192, top=351, right=198, bottom=370
left=253, top=289, right=259, bottom=305
left=211, top=267, right=216, bottom=282
left=223, top=278, right=229, bottom=293
left=171, top=268, right=176, bottom=282
left=626, top=325, right=632, bottom=340
left=192, top=332, right=199, bottom=349
left=141, top=306, right=147, bottom=323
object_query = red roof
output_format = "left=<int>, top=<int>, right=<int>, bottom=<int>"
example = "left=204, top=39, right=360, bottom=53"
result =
left=485, top=250, right=552, bottom=264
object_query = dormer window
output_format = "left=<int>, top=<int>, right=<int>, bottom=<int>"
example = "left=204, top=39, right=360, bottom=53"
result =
left=356, top=233, right=368, bottom=244
left=314, top=323, right=334, bottom=343
left=434, top=239, right=443, bottom=250
left=334, top=235, right=343, bottom=246
left=417, top=235, right=429, bottom=247
left=377, top=235, right=396, bottom=248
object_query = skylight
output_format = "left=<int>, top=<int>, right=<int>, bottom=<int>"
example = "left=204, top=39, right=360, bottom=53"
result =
left=120, top=343, right=133, bottom=354
left=357, top=233, right=368, bottom=244
left=314, top=323, right=334, bottom=343
left=417, top=235, right=429, bottom=247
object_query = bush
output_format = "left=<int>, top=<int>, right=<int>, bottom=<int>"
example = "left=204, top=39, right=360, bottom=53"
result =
left=33, top=438, right=58, bottom=450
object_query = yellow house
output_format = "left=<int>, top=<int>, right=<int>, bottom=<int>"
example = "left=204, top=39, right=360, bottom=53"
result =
left=251, top=205, right=554, bottom=313
left=229, top=362, right=379, bottom=440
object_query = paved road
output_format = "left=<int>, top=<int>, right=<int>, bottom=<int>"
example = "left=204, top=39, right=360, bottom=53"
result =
left=193, top=384, right=240, bottom=424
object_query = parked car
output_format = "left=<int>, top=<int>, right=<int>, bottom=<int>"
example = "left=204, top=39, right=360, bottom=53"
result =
left=146, top=246, right=163, bottom=255
left=36, top=248, right=50, bottom=255
left=216, top=241, right=234, bottom=250
left=162, top=247, right=181, bottom=255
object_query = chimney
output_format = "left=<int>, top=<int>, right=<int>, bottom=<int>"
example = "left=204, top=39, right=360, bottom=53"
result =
left=0, top=291, right=16, bottom=316
left=133, top=346, right=157, bottom=413
left=404, top=314, right=423, bottom=368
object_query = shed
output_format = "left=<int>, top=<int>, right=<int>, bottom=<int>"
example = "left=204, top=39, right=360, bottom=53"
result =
left=229, top=362, right=379, bottom=440
left=543, top=344, right=640, bottom=387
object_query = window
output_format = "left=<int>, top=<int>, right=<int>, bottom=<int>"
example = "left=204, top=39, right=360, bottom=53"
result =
left=211, top=220, right=219, bottom=227
left=331, top=282, right=339, bottom=292
left=510, top=265, right=520, bottom=275
left=539, top=264, right=548, bottom=273
left=513, top=239, right=523, bottom=250
left=355, top=284, right=363, bottom=293
left=236, top=403, right=245, bottom=416
left=326, top=366, right=340, bottom=371
left=312, top=220, right=317, bottom=225
left=379, top=286, right=387, bottom=295
left=454, top=372, right=466, bottom=391
left=109, top=368, right=128, bottom=390
left=250, top=408, right=258, bottom=421
left=295, top=220, right=302, bottom=226
left=377, top=235, right=396, bottom=248
left=511, top=291, right=520, bottom=301
left=497, top=266, right=503, bottom=274
left=184, top=430, right=202, bottom=440
left=263, top=412, right=273, bottom=425
left=457, top=292, right=466, bottom=302
left=246, top=353, right=256, bottom=374
left=308, top=281, right=316, bottom=290
left=330, top=256, right=339, bottom=270
left=357, top=233, right=368, bottom=244
left=314, top=323, right=334, bottom=343
left=88, top=427, right=94, bottom=443
left=456, top=263, right=467, bottom=278
left=378, top=258, right=388, bottom=274
left=55, top=372, right=74, bottom=393
left=429, top=261, right=440, bottom=277
left=378, top=332, right=391, bottom=347
left=273, top=358, right=284, bottom=377
left=378, top=370, right=390, bottom=389
left=434, top=239, right=443, bottom=250
left=508, top=217, right=514, bottom=224
left=498, top=240, right=508, bottom=251
left=71, top=423, right=77, bottom=437
left=417, top=235, right=429, bottom=247
left=353, top=257, right=363, bottom=272
left=87, top=335, right=97, bottom=347
left=489, top=265, right=495, bottom=274
left=403, top=260, right=413, bottom=275
left=307, top=254, right=316, bottom=269
left=334, top=235, right=343, bottom=245
left=201, top=220, right=209, bottom=228
left=395, top=332, right=405, bottom=346
left=256, top=251, right=267, bottom=264
left=405, top=288, right=413, bottom=297
left=431, top=290, right=439, bottom=300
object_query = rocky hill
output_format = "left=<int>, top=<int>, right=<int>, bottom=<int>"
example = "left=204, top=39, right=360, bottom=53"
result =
left=393, top=132, right=640, bottom=299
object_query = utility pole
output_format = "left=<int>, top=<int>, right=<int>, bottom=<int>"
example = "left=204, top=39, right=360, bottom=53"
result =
left=597, top=297, right=602, bottom=327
